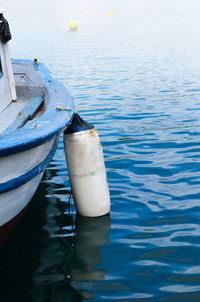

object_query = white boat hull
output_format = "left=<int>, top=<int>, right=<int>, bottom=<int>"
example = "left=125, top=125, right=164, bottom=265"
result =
left=0, top=135, right=58, bottom=228
left=0, top=172, right=43, bottom=227
left=0, top=138, right=55, bottom=183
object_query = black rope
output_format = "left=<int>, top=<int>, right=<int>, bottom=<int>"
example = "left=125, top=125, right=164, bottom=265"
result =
left=0, top=15, right=11, bottom=43
left=66, top=193, right=73, bottom=214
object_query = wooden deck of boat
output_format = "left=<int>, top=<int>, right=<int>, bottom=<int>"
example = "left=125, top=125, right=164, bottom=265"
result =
left=0, top=99, right=28, bottom=134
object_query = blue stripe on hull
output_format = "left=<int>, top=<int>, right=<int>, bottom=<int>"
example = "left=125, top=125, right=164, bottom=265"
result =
left=0, top=136, right=58, bottom=194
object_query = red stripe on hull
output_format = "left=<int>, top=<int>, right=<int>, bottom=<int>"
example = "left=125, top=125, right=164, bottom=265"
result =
left=0, top=204, right=29, bottom=244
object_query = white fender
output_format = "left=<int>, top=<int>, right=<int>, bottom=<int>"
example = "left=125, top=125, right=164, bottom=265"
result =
left=64, top=115, right=110, bottom=217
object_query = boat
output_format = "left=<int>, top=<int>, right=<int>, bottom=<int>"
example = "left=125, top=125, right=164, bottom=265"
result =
left=0, top=11, right=74, bottom=242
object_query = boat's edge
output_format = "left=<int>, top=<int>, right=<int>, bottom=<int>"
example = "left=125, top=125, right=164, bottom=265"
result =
left=0, top=59, right=74, bottom=156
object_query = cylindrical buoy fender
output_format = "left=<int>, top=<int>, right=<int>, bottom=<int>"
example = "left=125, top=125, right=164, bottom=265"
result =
left=64, top=113, right=110, bottom=217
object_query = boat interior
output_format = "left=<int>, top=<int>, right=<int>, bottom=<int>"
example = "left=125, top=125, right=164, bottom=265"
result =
left=0, top=61, right=46, bottom=134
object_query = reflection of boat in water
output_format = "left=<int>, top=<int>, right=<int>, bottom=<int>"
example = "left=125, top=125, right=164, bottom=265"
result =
left=0, top=168, right=111, bottom=301
left=0, top=180, right=81, bottom=302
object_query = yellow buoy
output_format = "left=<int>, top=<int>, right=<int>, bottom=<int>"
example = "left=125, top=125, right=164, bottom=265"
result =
left=68, top=20, right=78, bottom=31
left=106, top=11, right=111, bottom=17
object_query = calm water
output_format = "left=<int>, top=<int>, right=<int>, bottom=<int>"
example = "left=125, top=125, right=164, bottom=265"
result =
left=2, top=0, right=200, bottom=301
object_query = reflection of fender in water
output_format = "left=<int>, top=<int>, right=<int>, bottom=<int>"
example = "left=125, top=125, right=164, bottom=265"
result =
left=68, top=214, right=111, bottom=282
left=64, top=113, right=110, bottom=217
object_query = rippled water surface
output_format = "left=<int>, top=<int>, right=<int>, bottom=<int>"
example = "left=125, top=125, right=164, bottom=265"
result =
left=2, top=0, right=200, bottom=301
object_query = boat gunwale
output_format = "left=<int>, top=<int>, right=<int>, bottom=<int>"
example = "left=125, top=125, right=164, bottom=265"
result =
left=0, top=59, right=74, bottom=157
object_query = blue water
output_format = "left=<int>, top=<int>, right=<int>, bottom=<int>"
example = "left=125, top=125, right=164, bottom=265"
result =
left=2, top=0, right=200, bottom=301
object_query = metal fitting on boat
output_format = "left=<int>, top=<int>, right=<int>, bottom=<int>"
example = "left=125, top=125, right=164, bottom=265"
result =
left=33, top=58, right=38, bottom=66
